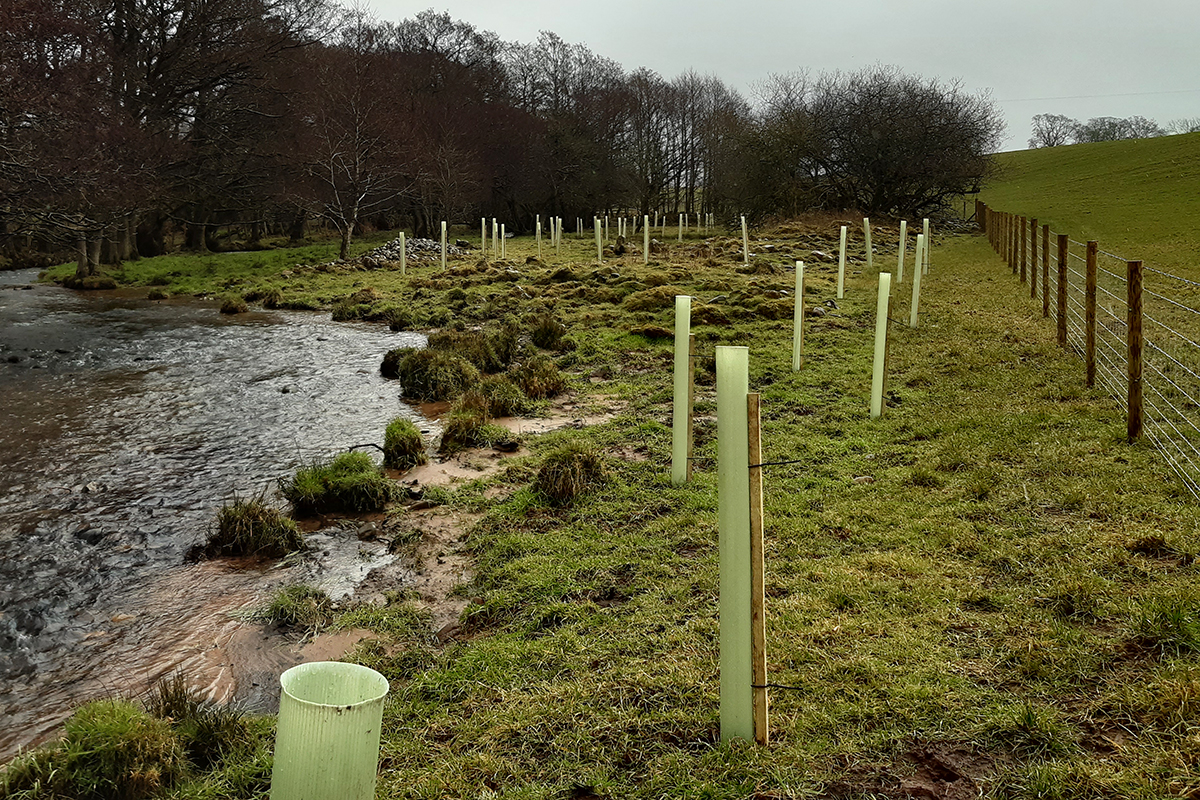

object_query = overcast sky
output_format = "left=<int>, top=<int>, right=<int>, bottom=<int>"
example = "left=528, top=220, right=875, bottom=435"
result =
left=364, top=0, right=1200, bottom=151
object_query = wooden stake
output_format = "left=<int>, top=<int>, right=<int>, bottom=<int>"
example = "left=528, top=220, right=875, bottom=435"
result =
left=897, top=220, right=907, bottom=284
left=440, top=220, right=447, bottom=270
left=688, top=334, right=696, bottom=481
left=1029, top=218, right=1038, bottom=298
left=1019, top=216, right=1027, bottom=283
left=1057, top=234, right=1068, bottom=347
left=1086, top=241, right=1097, bottom=388
left=1128, top=259, right=1144, bottom=442
left=747, top=393, right=768, bottom=747
left=1042, top=224, right=1050, bottom=318
left=741, top=216, right=750, bottom=266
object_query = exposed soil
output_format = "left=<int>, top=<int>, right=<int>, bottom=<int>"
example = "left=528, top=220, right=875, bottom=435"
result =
left=823, top=741, right=1002, bottom=799
left=189, top=394, right=621, bottom=710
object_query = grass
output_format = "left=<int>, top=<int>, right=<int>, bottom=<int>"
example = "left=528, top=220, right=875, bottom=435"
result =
left=189, top=496, right=303, bottom=560
left=980, top=131, right=1200, bottom=273
left=279, top=450, right=397, bottom=514
left=264, top=584, right=335, bottom=631
left=12, top=217, right=1200, bottom=797
left=383, top=417, right=428, bottom=470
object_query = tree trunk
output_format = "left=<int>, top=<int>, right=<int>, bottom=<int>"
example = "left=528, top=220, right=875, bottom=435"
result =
left=288, top=209, right=306, bottom=244
left=87, top=238, right=101, bottom=273
left=137, top=213, right=165, bottom=257
left=339, top=226, right=352, bottom=261
left=76, top=233, right=88, bottom=278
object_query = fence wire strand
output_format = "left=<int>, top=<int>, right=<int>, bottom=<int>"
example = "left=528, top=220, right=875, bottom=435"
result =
left=989, top=209, right=1200, bottom=499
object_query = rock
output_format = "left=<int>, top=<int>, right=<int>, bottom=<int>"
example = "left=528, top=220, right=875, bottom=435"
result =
left=455, top=239, right=472, bottom=249
left=808, top=306, right=826, bottom=317
left=356, top=522, right=381, bottom=540
left=824, top=299, right=839, bottom=309
left=852, top=475, right=875, bottom=485
left=811, top=250, right=834, bottom=262
left=84, top=482, right=103, bottom=494
left=706, top=295, right=728, bottom=304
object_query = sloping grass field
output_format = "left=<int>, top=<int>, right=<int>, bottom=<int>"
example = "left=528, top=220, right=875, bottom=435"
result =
left=981, top=131, right=1200, bottom=274
left=8, top=164, right=1200, bottom=797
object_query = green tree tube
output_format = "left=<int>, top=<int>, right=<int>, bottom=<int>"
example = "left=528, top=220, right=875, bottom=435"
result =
left=672, top=296, right=692, bottom=485
left=270, top=662, right=389, bottom=800
left=837, top=225, right=848, bottom=299
left=863, top=217, right=873, bottom=271
left=643, top=215, right=650, bottom=265
left=399, top=232, right=406, bottom=276
left=792, top=262, right=805, bottom=371
left=716, top=346, right=753, bottom=741
left=897, top=220, right=907, bottom=284
left=910, top=234, right=925, bottom=328
left=871, top=272, right=892, bottom=418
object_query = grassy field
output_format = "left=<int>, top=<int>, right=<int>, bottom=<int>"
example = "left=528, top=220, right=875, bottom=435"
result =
left=980, top=132, right=1200, bottom=274
left=9, top=220, right=1200, bottom=799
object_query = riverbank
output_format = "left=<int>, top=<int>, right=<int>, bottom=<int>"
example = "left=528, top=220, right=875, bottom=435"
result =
left=10, top=220, right=1200, bottom=798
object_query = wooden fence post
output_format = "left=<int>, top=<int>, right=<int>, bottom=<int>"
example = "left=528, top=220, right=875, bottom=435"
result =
left=688, top=334, right=696, bottom=480
left=1057, top=234, right=1068, bottom=347
left=1029, top=218, right=1038, bottom=298
left=747, top=393, right=768, bottom=746
left=1020, top=216, right=1027, bottom=284
left=1085, top=241, right=1097, bottom=388
left=1128, top=260, right=1144, bottom=442
left=1042, top=224, right=1050, bottom=318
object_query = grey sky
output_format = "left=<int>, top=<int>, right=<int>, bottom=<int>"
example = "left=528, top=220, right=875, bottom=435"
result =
left=365, top=0, right=1200, bottom=151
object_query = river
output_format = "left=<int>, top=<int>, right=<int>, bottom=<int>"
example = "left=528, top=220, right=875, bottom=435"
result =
left=0, top=269, right=426, bottom=759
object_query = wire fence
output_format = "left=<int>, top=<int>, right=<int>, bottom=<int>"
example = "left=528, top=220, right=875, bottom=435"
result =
left=978, top=201, right=1200, bottom=499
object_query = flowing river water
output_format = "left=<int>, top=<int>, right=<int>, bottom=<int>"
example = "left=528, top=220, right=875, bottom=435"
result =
left=0, top=269, right=427, bottom=759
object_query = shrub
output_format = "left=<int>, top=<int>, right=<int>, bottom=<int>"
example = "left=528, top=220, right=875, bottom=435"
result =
left=534, top=441, right=605, bottom=505
left=280, top=451, right=398, bottom=514
left=394, top=349, right=479, bottom=402
left=190, top=497, right=303, bottom=560
left=530, top=314, right=567, bottom=349
left=265, top=584, right=335, bottom=630
left=384, top=417, right=428, bottom=469
left=219, top=294, right=249, bottom=314
left=479, top=375, right=530, bottom=416
left=510, top=353, right=567, bottom=399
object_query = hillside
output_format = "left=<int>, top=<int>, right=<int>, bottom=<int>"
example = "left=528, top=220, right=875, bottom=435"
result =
left=980, top=132, right=1200, bottom=274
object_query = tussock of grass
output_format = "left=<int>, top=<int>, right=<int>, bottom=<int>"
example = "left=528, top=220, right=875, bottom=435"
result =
left=279, top=451, right=397, bottom=514
left=218, top=294, right=248, bottom=314
left=1, top=699, right=185, bottom=800
left=533, top=440, right=605, bottom=505
left=383, top=417, right=427, bottom=470
left=190, top=496, right=303, bottom=560
left=390, top=348, right=480, bottom=402
left=265, top=584, right=335, bottom=630
left=479, top=374, right=531, bottom=417
left=510, top=353, right=567, bottom=399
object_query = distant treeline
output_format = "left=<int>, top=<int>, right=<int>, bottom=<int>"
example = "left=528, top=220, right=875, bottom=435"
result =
left=1, top=2, right=1003, bottom=272
left=1028, top=113, right=1200, bottom=149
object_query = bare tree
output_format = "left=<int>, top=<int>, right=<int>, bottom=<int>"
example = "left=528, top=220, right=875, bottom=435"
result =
left=1166, top=117, right=1200, bottom=134
left=1028, top=113, right=1077, bottom=148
